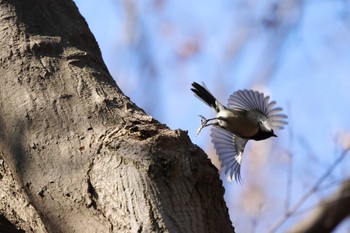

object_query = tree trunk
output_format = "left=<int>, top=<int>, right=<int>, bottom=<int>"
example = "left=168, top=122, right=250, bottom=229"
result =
left=0, top=0, right=234, bottom=232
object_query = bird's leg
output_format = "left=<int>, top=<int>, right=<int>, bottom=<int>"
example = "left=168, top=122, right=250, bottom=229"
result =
left=196, top=115, right=217, bottom=135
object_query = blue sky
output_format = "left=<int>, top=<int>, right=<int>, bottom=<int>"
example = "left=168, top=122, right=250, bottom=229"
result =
left=74, top=1, right=350, bottom=232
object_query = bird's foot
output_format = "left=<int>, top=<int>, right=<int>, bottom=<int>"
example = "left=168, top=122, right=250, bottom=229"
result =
left=196, top=115, right=209, bottom=135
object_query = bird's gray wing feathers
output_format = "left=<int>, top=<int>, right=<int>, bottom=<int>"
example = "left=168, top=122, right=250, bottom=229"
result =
left=211, top=126, right=248, bottom=183
left=228, top=89, right=288, bottom=130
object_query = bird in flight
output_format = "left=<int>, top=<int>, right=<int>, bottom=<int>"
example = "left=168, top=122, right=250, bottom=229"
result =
left=191, top=82, right=288, bottom=183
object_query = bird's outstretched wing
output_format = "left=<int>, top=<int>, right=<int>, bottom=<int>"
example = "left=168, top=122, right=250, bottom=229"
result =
left=211, top=126, right=248, bottom=183
left=228, top=89, right=288, bottom=130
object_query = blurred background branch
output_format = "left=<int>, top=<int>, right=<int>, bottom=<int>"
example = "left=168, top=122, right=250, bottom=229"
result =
left=270, top=148, right=350, bottom=232
left=289, top=178, right=350, bottom=233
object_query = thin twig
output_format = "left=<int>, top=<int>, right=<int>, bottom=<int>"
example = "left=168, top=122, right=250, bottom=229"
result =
left=285, top=151, right=293, bottom=211
left=285, top=104, right=293, bottom=211
left=269, top=148, right=350, bottom=233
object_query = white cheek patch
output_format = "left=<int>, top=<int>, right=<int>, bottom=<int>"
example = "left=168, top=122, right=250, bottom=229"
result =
left=260, top=120, right=273, bottom=132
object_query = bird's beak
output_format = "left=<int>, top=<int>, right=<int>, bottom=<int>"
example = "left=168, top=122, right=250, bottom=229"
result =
left=272, top=133, right=277, bottom=137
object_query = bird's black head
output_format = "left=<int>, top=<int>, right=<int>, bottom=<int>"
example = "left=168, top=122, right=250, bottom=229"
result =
left=251, top=129, right=277, bottom=141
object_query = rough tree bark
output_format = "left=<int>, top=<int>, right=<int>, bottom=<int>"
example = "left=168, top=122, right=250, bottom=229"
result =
left=0, top=1, right=234, bottom=232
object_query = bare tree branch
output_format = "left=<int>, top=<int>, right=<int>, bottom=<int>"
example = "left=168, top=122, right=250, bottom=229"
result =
left=269, top=148, right=350, bottom=233
left=288, top=178, right=350, bottom=233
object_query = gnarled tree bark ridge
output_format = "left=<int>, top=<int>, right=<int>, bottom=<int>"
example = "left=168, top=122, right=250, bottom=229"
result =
left=0, top=0, right=234, bottom=232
